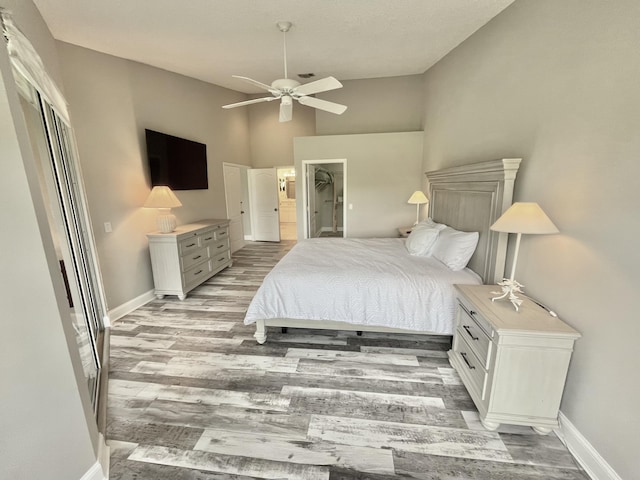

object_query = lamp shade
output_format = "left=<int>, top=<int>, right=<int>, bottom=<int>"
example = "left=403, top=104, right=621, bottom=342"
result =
left=490, top=202, right=558, bottom=234
left=143, top=186, right=182, bottom=209
left=407, top=191, right=428, bottom=205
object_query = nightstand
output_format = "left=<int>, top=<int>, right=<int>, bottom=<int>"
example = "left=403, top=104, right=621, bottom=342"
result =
left=449, top=284, right=580, bottom=434
left=398, top=226, right=413, bottom=237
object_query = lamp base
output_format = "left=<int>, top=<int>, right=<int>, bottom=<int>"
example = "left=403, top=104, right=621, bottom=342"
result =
left=156, top=210, right=177, bottom=233
left=491, top=278, right=524, bottom=311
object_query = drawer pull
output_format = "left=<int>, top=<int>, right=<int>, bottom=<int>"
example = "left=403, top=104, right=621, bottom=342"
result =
left=218, top=257, right=225, bottom=262
left=217, top=244, right=224, bottom=249
left=194, top=269, right=203, bottom=275
left=469, top=309, right=477, bottom=316
left=463, top=325, right=479, bottom=341
left=204, top=237, right=213, bottom=241
left=192, top=255, right=202, bottom=260
left=460, top=352, right=475, bottom=370
left=186, top=242, right=196, bottom=248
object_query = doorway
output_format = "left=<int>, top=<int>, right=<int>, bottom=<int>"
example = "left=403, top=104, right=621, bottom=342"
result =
left=302, top=159, right=347, bottom=239
left=276, top=167, right=297, bottom=240
left=223, top=163, right=248, bottom=253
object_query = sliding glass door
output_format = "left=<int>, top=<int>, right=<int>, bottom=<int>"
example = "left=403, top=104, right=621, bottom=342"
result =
left=17, top=79, right=107, bottom=412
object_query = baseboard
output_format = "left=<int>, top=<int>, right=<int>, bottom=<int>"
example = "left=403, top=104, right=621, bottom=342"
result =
left=320, top=227, right=344, bottom=232
left=108, top=289, right=155, bottom=322
left=97, top=432, right=110, bottom=479
left=555, top=411, right=621, bottom=480
left=79, top=460, right=107, bottom=480
left=244, top=234, right=254, bottom=241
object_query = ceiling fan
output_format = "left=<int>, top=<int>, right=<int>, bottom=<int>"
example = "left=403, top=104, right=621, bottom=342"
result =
left=222, top=21, right=347, bottom=123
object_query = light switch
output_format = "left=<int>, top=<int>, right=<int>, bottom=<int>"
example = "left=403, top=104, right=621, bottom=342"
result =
left=104, top=222, right=112, bottom=233
left=348, top=203, right=353, bottom=210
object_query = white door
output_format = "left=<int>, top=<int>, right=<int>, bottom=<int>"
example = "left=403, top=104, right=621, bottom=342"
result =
left=306, top=164, right=318, bottom=238
left=223, top=164, right=245, bottom=252
left=248, top=168, right=280, bottom=242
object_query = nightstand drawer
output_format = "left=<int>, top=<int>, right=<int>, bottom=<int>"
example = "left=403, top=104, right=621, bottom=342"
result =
left=453, top=332, right=487, bottom=400
left=457, top=303, right=492, bottom=369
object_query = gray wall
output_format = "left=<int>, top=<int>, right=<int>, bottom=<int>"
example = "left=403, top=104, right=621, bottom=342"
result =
left=0, top=1, right=100, bottom=479
left=421, top=1, right=639, bottom=477
left=294, top=132, right=424, bottom=238
left=57, top=42, right=251, bottom=310
left=248, top=94, right=316, bottom=168
left=316, top=75, right=424, bottom=135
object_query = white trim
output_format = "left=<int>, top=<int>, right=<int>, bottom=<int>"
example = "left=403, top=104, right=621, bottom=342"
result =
left=97, top=433, right=110, bottom=480
left=108, top=289, right=155, bottom=322
left=555, top=411, right=621, bottom=480
left=79, top=461, right=107, bottom=480
left=302, top=159, right=347, bottom=239
left=244, top=234, right=254, bottom=241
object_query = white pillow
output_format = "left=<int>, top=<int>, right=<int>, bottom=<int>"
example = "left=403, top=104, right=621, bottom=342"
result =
left=418, top=218, right=447, bottom=231
left=431, top=226, right=479, bottom=271
left=405, top=219, right=445, bottom=256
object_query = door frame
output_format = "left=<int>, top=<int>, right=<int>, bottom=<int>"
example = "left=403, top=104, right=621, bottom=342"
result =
left=302, top=159, right=347, bottom=239
left=222, top=162, right=249, bottom=250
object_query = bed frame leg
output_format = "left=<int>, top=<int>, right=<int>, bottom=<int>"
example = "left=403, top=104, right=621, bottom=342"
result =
left=281, top=327, right=288, bottom=334
left=356, top=331, right=363, bottom=336
left=254, top=320, right=267, bottom=344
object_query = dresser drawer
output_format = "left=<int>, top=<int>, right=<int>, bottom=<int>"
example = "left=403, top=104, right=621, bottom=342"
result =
left=457, top=303, right=492, bottom=369
left=453, top=331, right=488, bottom=400
left=200, top=229, right=217, bottom=246
left=178, top=235, right=201, bottom=255
left=182, top=260, right=213, bottom=288
left=181, top=246, right=210, bottom=271
left=211, top=239, right=228, bottom=254
left=212, top=250, right=230, bottom=267
left=215, top=227, right=229, bottom=240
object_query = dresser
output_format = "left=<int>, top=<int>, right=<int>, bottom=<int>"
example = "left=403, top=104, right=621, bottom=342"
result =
left=449, top=284, right=580, bottom=434
left=147, top=219, right=232, bottom=300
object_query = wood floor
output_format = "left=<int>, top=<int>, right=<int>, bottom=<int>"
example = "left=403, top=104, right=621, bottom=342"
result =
left=107, top=241, right=589, bottom=479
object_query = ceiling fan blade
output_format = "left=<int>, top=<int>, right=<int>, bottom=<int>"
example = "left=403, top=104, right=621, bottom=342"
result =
left=279, top=96, right=293, bottom=122
left=294, top=76, right=343, bottom=96
left=232, top=75, right=278, bottom=93
left=222, top=96, right=278, bottom=109
left=297, top=96, right=347, bottom=115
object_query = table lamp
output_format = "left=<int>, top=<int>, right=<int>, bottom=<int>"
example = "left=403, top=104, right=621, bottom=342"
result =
left=144, top=186, right=182, bottom=233
left=490, top=202, right=559, bottom=310
left=407, top=191, right=429, bottom=225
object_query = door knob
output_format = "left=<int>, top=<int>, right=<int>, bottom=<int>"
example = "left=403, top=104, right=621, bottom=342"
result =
left=274, top=208, right=278, bottom=212
left=241, top=211, right=245, bottom=214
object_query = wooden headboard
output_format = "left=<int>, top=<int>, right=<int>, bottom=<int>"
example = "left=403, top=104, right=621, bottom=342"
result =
left=425, top=159, right=521, bottom=284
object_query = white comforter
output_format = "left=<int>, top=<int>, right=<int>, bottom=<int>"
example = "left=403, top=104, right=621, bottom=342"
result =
left=244, top=238, right=482, bottom=334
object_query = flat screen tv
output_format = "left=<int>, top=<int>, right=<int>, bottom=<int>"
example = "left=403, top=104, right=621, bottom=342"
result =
left=145, top=129, right=208, bottom=190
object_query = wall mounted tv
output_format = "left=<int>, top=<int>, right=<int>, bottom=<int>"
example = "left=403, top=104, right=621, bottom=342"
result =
left=145, top=129, right=208, bottom=190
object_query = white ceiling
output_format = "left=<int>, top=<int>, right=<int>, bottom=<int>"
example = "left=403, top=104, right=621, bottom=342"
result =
left=32, top=0, right=515, bottom=94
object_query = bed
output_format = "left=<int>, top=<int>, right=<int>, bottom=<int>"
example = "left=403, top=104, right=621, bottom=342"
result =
left=245, top=158, right=521, bottom=344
